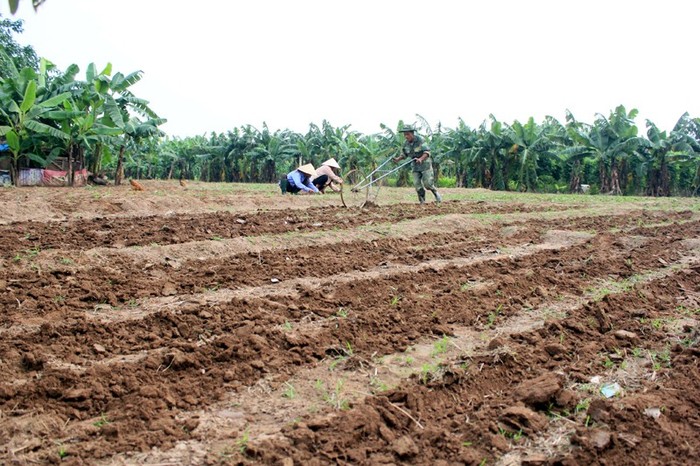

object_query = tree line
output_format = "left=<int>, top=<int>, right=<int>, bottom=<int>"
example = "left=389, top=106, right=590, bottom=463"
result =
left=145, top=111, right=700, bottom=196
left=1, top=15, right=699, bottom=195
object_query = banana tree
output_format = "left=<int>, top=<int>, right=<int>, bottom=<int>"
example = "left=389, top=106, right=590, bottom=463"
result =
left=440, top=119, right=477, bottom=187
left=641, top=114, right=699, bottom=196
left=506, top=117, right=561, bottom=192
left=113, top=116, right=165, bottom=184
left=598, top=106, right=643, bottom=194
left=243, top=125, right=298, bottom=182
left=96, top=69, right=163, bottom=185
left=0, top=62, right=71, bottom=185
left=469, top=115, right=512, bottom=190
left=564, top=106, right=643, bottom=195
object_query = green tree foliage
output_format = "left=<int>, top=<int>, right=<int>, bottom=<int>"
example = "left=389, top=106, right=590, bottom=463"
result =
left=0, top=56, right=71, bottom=185
left=1, top=44, right=697, bottom=196
left=144, top=110, right=698, bottom=198
left=0, top=52, right=165, bottom=186
left=0, top=14, right=38, bottom=78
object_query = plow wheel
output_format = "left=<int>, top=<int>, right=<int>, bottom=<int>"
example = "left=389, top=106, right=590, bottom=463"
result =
left=340, top=169, right=370, bottom=208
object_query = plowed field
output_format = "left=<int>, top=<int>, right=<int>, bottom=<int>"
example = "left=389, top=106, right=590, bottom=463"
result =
left=1, top=181, right=699, bottom=466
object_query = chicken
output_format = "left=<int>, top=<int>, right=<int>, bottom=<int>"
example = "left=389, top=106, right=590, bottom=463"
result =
left=179, top=178, right=187, bottom=188
left=129, top=179, right=145, bottom=191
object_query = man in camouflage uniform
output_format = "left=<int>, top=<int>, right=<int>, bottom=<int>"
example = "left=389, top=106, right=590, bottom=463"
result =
left=393, top=125, right=442, bottom=205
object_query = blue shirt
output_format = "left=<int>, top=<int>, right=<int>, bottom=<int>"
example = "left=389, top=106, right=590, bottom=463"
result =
left=287, top=170, right=319, bottom=193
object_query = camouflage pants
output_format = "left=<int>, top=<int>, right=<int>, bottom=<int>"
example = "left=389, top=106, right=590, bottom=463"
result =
left=412, top=169, right=439, bottom=203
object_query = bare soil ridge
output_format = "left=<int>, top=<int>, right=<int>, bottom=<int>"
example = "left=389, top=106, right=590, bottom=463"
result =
left=1, top=181, right=698, bottom=465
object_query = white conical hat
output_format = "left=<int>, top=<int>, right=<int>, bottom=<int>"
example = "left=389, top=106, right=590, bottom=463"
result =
left=321, top=158, right=340, bottom=169
left=298, top=163, right=316, bottom=175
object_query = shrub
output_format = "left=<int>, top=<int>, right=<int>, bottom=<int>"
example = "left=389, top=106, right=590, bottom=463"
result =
left=437, top=176, right=456, bottom=188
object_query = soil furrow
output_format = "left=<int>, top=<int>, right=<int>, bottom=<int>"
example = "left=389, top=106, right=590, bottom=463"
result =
left=2, top=185, right=699, bottom=465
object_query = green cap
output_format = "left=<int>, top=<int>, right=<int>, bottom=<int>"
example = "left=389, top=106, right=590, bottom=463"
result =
left=400, top=125, right=415, bottom=133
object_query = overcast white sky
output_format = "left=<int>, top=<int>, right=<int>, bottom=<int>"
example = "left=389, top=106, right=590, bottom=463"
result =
left=5, top=0, right=699, bottom=138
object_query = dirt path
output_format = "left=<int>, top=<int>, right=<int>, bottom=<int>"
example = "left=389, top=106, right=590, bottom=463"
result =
left=1, top=181, right=698, bottom=465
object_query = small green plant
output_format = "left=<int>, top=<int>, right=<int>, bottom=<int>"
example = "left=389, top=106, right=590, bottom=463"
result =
left=13, top=253, right=22, bottom=262
left=432, top=335, right=451, bottom=356
left=651, top=318, right=664, bottom=330
left=460, top=281, right=476, bottom=292
left=656, top=346, right=672, bottom=367
left=485, top=304, right=503, bottom=328
left=282, top=320, right=292, bottom=331
left=419, top=363, right=444, bottom=384
left=59, top=257, right=73, bottom=265
left=498, top=427, right=523, bottom=441
left=316, top=379, right=350, bottom=410
left=329, top=355, right=346, bottom=371
left=282, top=382, right=296, bottom=399
left=235, top=429, right=250, bottom=454
left=678, top=306, right=700, bottom=317
left=602, top=356, right=615, bottom=369
left=93, top=412, right=110, bottom=427
left=631, top=347, right=644, bottom=358
left=486, top=312, right=497, bottom=328
left=390, top=295, right=401, bottom=306
left=575, top=398, right=591, bottom=414
left=53, top=295, right=65, bottom=303
left=369, top=376, right=389, bottom=392
left=57, top=444, right=68, bottom=459
left=211, top=235, right=223, bottom=241
left=314, top=379, right=324, bottom=391
left=336, top=308, right=348, bottom=318
left=462, top=441, right=473, bottom=447
left=680, top=336, right=694, bottom=347
left=576, top=383, right=594, bottom=393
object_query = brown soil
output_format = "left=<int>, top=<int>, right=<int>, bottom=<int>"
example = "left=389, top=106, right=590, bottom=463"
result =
left=1, top=181, right=699, bottom=465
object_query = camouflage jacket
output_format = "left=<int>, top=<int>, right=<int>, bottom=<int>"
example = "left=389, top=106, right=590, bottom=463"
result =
left=401, top=134, right=432, bottom=173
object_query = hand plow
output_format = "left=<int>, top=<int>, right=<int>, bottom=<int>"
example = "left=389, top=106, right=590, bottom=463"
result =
left=340, top=157, right=413, bottom=208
